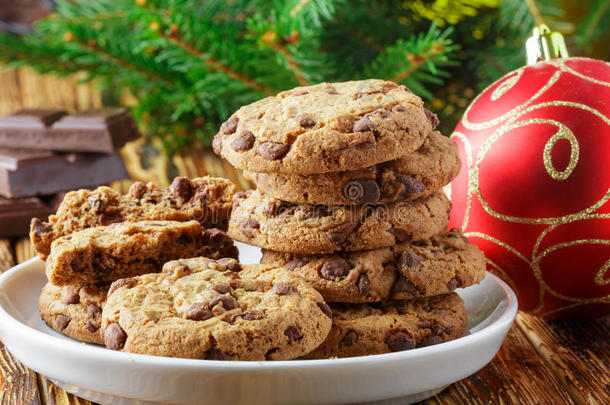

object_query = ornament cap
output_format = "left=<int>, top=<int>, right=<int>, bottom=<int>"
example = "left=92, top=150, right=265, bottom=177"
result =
left=525, top=24, right=569, bottom=65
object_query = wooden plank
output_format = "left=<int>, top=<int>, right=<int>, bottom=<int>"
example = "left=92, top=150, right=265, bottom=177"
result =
left=425, top=321, right=573, bottom=404
left=14, top=238, right=36, bottom=264
left=0, top=342, right=41, bottom=405
left=37, top=376, right=96, bottom=405
left=0, top=240, right=14, bottom=272
left=515, top=312, right=610, bottom=405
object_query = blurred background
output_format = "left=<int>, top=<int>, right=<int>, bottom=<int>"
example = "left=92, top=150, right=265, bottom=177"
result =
left=0, top=0, right=608, bottom=186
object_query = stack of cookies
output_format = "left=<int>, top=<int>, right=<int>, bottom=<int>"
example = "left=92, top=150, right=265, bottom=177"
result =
left=35, top=176, right=239, bottom=345
left=34, top=177, right=336, bottom=360
left=214, top=79, right=487, bottom=358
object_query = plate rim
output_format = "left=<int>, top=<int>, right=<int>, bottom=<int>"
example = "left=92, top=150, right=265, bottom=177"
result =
left=0, top=257, right=518, bottom=370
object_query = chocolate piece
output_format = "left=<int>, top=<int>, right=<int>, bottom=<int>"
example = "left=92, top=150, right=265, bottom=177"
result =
left=1, top=195, right=59, bottom=238
left=55, top=314, right=71, bottom=330
left=258, top=142, right=290, bottom=160
left=284, top=325, right=303, bottom=342
left=104, top=322, right=127, bottom=350
left=212, top=283, right=231, bottom=294
left=341, top=330, right=358, bottom=346
left=353, top=117, right=377, bottom=132
left=231, top=131, right=256, bottom=151
left=386, top=331, right=415, bottom=352
left=320, top=258, right=351, bottom=280
left=209, top=295, right=236, bottom=311
left=343, top=179, right=380, bottom=203
left=296, top=114, right=316, bottom=128
left=220, top=116, right=239, bottom=134
left=317, top=302, right=332, bottom=318
left=271, top=282, right=298, bottom=295
left=356, top=273, right=371, bottom=296
left=0, top=148, right=128, bottom=198
left=327, top=222, right=357, bottom=245
left=185, top=303, right=213, bottom=321
left=0, top=108, right=140, bottom=153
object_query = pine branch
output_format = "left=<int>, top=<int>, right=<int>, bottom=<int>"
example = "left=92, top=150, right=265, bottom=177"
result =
left=261, top=31, right=309, bottom=85
left=524, top=0, right=545, bottom=25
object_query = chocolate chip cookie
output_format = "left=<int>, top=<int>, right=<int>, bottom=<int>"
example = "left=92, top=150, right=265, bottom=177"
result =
left=46, top=220, right=237, bottom=285
left=101, top=257, right=332, bottom=360
left=261, top=229, right=485, bottom=303
left=244, top=131, right=459, bottom=205
left=213, top=80, right=437, bottom=174
left=39, top=282, right=108, bottom=344
left=305, top=293, right=467, bottom=359
left=228, top=190, right=451, bottom=254
left=30, top=176, right=236, bottom=259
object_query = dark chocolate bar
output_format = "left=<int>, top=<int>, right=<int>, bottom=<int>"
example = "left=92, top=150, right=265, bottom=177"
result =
left=0, top=195, right=60, bottom=238
left=0, top=148, right=129, bottom=198
left=0, top=108, right=141, bottom=153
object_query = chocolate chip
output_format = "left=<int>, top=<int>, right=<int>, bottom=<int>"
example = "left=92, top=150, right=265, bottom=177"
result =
left=212, top=134, right=223, bottom=155
left=128, top=182, right=147, bottom=199
left=341, top=330, right=358, bottom=346
left=209, top=295, right=236, bottom=311
left=241, top=219, right=260, bottom=238
left=185, top=302, right=213, bottom=321
left=323, top=87, right=338, bottom=94
left=212, top=283, right=231, bottom=294
left=396, top=174, right=425, bottom=198
left=108, top=278, right=138, bottom=297
left=433, top=324, right=453, bottom=336
left=258, top=142, right=290, bottom=160
left=217, top=257, right=242, bottom=272
left=399, top=85, right=414, bottom=94
left=284, top=326, right=303, bottom=342
left=296, top=113, right=316, bottom=128
left=221, top=116, right=239, bottom=134
left=271, top=282, right=298, bottom=296
left=343, top=179, right=380, bottom=203
left=353, top=117, right=377, bottom=132
left=326, top=223, right=357, bottom=245
left=31, top=218, right=52, bottom=236
left=310, top=205, right=331, bottom=218
left=231, top=131, right=255, bottom=151
left=386, top=331, right=415, bottom=352
left=169, top=176, right=192, bottom=200
left=336, top=115, right=356, bottom=133
left=399, top=250, right=421, bottom=269
left=104, top=323, right=127, bottom=350
left=55, top=314, right=70, bottom=330
left=86, top=320, right=98, bottom=333
left=87, top=304, right=102, bottom=318
left=356, top=273, right=370, bottom=296
left=284, top=258, right=307, bottom=270
left=391, top=275, right=421, bottom=297
left=291, top=89, right=308, bottom=96
left=424, top=108, right=439, bottom=129
left=265, top=348, right=279, bottom=360
left=447, top=277, right=459, bottom=291
left=391, top=104, right=407, bottom=112
left=62, top=292, right=80, bottom=305
left=418, top=335, right=444, bottom=348
left=320, top=258, right=351, bottom=280
left=97, top=212, right=123, bottom=226
left=267, top=201, right=296, bottom=216
left=206, top=349, right=232, bottom=360
left=203, top=228, right=230, bottom=249
left=230, top=310, right=264, bottom=323
left=317, top=302, right=332, bottom=318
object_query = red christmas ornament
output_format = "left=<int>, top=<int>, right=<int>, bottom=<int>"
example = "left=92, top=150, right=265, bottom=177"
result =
left=448, top=27, right=610, bottom=320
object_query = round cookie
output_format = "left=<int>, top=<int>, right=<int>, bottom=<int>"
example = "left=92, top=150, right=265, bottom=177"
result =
left=245, top=131, right=459, bottom=205
left=261, top=229, right=486, bottom=303
left=213, top=80, right=437, bottom=174
left=101, top=257, right=332, bottom=361
left=228, top=190, right=451, bottom=254
left=305, top=293, right=467, bottom=359
left=39, top=282, right=108, bottom=344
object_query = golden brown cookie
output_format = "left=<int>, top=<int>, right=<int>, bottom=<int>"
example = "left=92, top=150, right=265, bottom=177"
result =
left=213, top=80, right=437, bottom=174
left=30, top=176, right=236, bottom=259
left=39, top=282, right=108, bottom=344
left=101, top=257, right=332, bottom=360
left=228, top=190, right=451, bottom=254
left=46, top=220, right=237, bottom=285
left=261, top=229, right=486, bottom=303
left=245, top=131, right=459, bottom=205
left=306, top=293, right=467, bottom=359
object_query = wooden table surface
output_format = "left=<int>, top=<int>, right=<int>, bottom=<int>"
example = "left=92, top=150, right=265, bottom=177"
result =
left=0, top=67, right=608, bottom=405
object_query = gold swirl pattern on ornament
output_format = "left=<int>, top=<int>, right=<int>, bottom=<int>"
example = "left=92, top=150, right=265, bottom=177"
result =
left=461, top=70, right=561, bottom=130
left=491, top=69, right=524, bottom=101
left=595, top=259, right=610, bottom=286
left=450, top=132, right=474, bottom=229
left=539, top=301, right=605, bottom=318
left=555, top=58, right=610, bottom=87
left=542, top=125, right=579, bottom=180
left=456, top=61, right=610, bottom=311
left=531, top=239, right=610, bottom=303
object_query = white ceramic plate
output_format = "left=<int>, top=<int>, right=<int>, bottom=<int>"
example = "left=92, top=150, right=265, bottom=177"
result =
left=0, top=242, right=517, bottom=405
